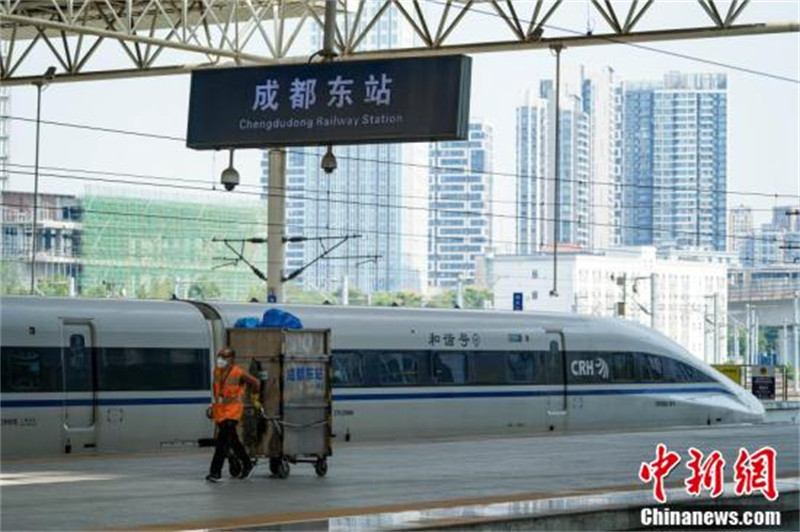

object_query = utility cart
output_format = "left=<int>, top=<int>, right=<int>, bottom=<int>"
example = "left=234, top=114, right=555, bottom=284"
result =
left=226, top=327, right=332, bottom=478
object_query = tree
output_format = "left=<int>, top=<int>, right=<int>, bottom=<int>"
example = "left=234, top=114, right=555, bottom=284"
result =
left=337, top=285, right=369, bottom=306
left=36, top=276, right=70, bottom=297
left=463, top=286, right=493, bottom=309
left=371, top=290, right=422, bottom=307
left=426, top=289, right=456, bottom=308
left=283, top=282, right=329, bottom=304
left=245, top=284, right=265, bottom=302
left=83, top=283, right=116, bottom=298
left=1, top=263, right=28, bottom=295
left=187, top=276, right=221, bottom=300
left=136, top=278, right=176, bottom=300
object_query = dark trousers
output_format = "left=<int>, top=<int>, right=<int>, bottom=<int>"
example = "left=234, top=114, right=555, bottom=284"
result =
left=209, top=419, right=251, bottom=476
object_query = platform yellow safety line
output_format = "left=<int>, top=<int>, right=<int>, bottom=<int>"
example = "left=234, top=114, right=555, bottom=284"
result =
left=126, top=475, right=800, bottom=532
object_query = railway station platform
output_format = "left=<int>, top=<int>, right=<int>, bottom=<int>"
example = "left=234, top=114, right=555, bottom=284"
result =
left=2, top=422, right=798, bottom=531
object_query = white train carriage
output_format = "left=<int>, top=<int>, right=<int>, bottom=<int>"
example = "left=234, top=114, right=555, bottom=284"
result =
left=0, top=296, right=764, bottom=459
left=1, top=297, right=214, bottom=456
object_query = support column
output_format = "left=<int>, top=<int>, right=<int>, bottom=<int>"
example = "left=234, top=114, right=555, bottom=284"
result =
left=650, top=273, right=657, bottom=330
left=782, top=319, right=789, bottom=366
left=549, top=44, right=562, bottom=298
left=794, top=292, right=799, bottom=393
left=745, top=304, right=752, bottom=364
left=267, top=148, right=286, bottom=303
left=713, top=293, right=719, bottom=364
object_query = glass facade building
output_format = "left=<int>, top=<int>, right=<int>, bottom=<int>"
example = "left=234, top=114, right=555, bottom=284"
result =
left=428, top=121, right=493, bottom=287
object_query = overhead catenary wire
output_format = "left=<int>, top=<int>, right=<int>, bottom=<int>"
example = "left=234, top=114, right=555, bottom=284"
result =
left=3, top=115, right=798, bottom=202
left=4, top=161, right=786, bottom=214
left=1, top=168, right=791, bottom=248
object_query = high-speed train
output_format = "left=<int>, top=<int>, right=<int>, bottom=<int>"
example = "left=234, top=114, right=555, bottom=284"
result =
left=1, top=296, right=763, bottom=458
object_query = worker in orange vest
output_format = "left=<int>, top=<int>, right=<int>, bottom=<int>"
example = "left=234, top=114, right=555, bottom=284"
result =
left=206, top=348, right=261, bottom=482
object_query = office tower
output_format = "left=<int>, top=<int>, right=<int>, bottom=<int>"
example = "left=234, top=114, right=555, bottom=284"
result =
left=429, top=121, right=493, bottom=287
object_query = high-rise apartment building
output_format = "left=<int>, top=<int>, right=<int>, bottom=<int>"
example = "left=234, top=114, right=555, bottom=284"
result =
left=260, top=3, right=427, bottom=295
left=516, top=68, right=620, bottom=253
left=622, top=73, right=728, bottom=251
left=516, top=90, right=547, bottom=254
left=582, top=66, right=623, bottom=250
left=428, top=121, right=493, bottom=287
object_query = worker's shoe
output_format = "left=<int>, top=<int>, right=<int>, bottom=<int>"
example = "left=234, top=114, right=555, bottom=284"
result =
left=205, top=474, right=222, bottom=483
left=239, top=463, right=255, bottom=480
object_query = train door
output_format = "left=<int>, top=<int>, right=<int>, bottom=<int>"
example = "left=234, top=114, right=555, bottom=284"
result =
left=61, top=322, right=97, bottom=453
left=545, top=331, right=567, bottom=432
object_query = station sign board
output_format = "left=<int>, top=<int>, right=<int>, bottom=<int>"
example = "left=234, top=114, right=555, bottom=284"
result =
left=751, top=365, right=775, bottom=400
left=186, top=55, right=472, bottom=149
left=513, top=292, right=523, bottom=311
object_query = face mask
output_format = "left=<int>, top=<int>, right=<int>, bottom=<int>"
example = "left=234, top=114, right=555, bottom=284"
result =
left=216, top=357, right=228, bottom=369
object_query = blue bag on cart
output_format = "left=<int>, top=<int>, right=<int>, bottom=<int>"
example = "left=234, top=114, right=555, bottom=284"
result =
left=234, top=317, right=260, bottom=328
left=260, top=309, right=303, bottom=330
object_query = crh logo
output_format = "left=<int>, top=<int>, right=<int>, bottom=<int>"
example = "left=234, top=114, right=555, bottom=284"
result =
left=571, top=358, right=610, bottom=380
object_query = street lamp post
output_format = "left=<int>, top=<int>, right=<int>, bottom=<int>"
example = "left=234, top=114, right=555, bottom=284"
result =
left=29, top=66, right=56, bottom=295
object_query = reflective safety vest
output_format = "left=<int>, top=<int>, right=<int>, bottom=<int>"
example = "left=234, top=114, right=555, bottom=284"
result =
left=212, top=365, right=245, bottom=422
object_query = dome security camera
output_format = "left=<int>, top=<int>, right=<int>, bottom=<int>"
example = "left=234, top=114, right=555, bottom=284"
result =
left=220, top=149, right=239, bottom=191
left=221, top=166, right=239, bottom=191
left=321, top=145, right=337, bottom=174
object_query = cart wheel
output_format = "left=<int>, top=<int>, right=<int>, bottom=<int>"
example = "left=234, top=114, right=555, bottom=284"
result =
left=314, top=458, right=328, bottom=478
left=228, top=456, right=243, bottom=478
left=269, top=458, right=281, bottom=476
left=276, top=458, right=290, bottom=479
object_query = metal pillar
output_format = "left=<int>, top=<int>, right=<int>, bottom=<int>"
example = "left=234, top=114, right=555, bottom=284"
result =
left=650, top=274, right=657, bottom=330
left=342, top=274, right=349, bottom=306
left=782, top=319, right=789, bottom=366
left=745, top=304, right=752, bottom=363
left=732, top=323, right=740, bottom=363
left=794, top=292, right=799, bottom=392
left=549, top=44, right=562, bottom=298
left=753, top=312, right=759, bottom=365
left=29, top=82, right=43, bottom=295
left=323, top=0, right=337, bottom=55
left=267, top=148, right=286, bottom=303
left=713, top=293, right=719, bottom=364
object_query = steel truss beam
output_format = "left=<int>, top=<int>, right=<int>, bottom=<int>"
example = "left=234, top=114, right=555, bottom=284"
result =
left=0, top=0, right=797, bottom=85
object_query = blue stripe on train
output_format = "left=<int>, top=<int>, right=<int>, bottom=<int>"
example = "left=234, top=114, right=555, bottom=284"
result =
left=0, top=386, right=731, bottom=408
left=335, top=387, right=732, bottom=400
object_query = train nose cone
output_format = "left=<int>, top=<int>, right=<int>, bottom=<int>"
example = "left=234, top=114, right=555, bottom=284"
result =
left=739, top=390, right=766, bottom=423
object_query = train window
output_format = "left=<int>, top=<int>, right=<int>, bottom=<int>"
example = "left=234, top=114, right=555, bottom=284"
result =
left=472, top=352, right=506, bottom=384
left=506, top=353, right=536, bottom=383
left=64, top=334, right=93, bottom=392
left=0, top=348, right=61, bottom=392
left=433, top=352, right=468, bottom=384
left=99, top=347, right=207, bottom=391
left=639, top=354, right=664, bottom=382
left=662, top=358, right=714, bottom=383
left=331, top=351, right=364, bottom=387
left=611, top=353, right=636, bottom=383
left=168, top=348, right=209, bottom=390
left=375, top=352, right=431, bottom=386
left=377, top=353, right=405, bottom=385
